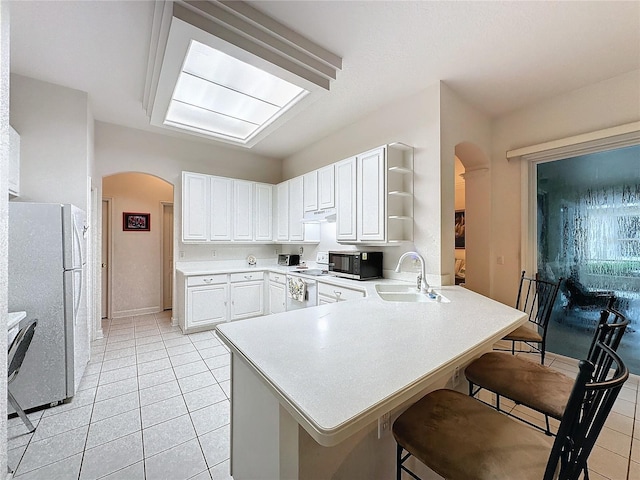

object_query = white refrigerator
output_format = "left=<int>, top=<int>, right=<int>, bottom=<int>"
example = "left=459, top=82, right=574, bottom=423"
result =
left=8, top=202, right=90, bottom=411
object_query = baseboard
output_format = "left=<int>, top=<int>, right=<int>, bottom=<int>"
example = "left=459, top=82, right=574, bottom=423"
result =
left=111, top=306, right=161, bottom=318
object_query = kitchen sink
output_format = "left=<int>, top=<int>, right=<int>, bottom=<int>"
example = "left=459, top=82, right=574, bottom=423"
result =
left=375, top=284, right=450, bottom=303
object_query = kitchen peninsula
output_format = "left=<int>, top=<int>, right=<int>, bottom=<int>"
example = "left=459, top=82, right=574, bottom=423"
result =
left=216, top=285, right=527, bottom=479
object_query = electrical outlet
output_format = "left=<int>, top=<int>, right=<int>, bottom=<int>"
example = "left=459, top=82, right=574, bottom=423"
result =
left=274, top=248, right=279, bottom=255
left=377, top=412, right=390, bottom=439
left=299, top=246, right=304, bottom=255
left=452, top=366, right=460, bottom=387
left=179, top=251, right=185, bottom=258
left=212, top=250, right=217, bottom=257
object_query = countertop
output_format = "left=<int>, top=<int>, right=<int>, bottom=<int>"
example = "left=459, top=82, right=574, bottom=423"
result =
left=175, top=260, right=405, bottom=295
left=216, top=285, right=527, bottom=446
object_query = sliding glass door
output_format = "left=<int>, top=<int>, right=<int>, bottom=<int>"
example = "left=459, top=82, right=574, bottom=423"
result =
left=536, top=144, right=640, bottom=374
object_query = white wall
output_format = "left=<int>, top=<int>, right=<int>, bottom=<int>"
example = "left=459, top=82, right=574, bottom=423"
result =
left=282, top=83, right=444, bottom=283
left=10, top=74, right=91, bottom=211
left=95, top=123, right=283, bottom=263
left=282, top=82, right=492, bottom=287
left=0, top=0, right=10, bottom=473
left=490, top=69, right=640, bottom=305
left=103, top=173, right=173, bottom=317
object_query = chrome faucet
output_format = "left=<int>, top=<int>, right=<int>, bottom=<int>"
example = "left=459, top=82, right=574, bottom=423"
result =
left=395, top=251, right=429, bottom=293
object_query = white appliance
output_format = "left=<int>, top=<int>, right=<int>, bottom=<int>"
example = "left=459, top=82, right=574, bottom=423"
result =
left=8, top=202, right=90, bottom=410
left=286, top=274, right=318, bottom=311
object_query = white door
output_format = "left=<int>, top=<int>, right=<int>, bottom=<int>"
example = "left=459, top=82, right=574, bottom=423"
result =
left=318, top=164, right=335, bottom=209
left=231, top=282, right=264, bottom=320
left=269, top=281, right=286, bottom=314
left=210, top=176, right=233, bottom=241
left=303, top=171, right=318, bottom=212
left=233, top=180, right=254, bottom=241
left=357, top=147, right=386, bottom=242
left=101, top=199, right=110, bottom=319
left=276, top=181, right=289, bottom=241
left=288, top=176, right=304, bottom=241
left=255, top=183, right=273, bottom=241
left=163, top=203, right=173, bottom=310
left=182, top=172, right=209, bottom=241
left=336, top=157, right=357, bottom=241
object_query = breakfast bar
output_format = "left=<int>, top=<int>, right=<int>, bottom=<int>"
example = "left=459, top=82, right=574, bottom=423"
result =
left=216, top=286, right=527, bottom=479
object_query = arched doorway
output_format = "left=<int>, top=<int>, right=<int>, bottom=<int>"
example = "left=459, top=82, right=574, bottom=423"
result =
left=102, top=172, right=174, bottom=320
left=454, top=142, right=490, bottom=296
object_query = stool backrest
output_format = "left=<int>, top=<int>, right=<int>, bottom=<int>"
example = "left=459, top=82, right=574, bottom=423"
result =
left=515, top=271, right=562, bottom=332
left=544, top=341, right=628, bottom=480
left=587, top=308, right=628, bottom=364
left=8, top=320, right=38, bottom=384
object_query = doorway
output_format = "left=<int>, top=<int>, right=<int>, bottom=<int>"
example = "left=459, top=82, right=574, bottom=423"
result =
left=536, top=144, right=640, bottom=374
left=101, top=198, right=112, bottom=319
left=162, top=202, right=174, bottom=310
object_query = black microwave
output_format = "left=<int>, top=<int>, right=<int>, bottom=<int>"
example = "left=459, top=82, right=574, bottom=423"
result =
left=328, top=251, right=383, bottom=280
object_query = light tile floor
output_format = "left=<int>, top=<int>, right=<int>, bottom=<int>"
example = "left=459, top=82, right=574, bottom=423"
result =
left=8, top=311, right=232, bottom=480
left=7, top=312, right=640, bottom=479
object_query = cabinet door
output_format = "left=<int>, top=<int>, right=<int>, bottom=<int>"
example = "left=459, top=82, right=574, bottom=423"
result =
left=318, top=164, right=335, bottom=209
left=231, top=282, right=264, bottom=320
left=233, top=180, right=254, bottom=241
left=303, top=171, right=318, bottom=212
left=269, top=281, right=286, bottom=314
left=255, top=183, right=273, bottom=241
left=288, top=176, right=304, bottom=241
left=182, top=172, right=209, bottom=241
left=357, top=147, right=386, bottom=242
left=335, top=157, right=357, bottom=241
left=187, top=284, right=228, bottom=328
left=210, top=176, right=232, bottom=241
left=276, top=181, right=289, bottom=241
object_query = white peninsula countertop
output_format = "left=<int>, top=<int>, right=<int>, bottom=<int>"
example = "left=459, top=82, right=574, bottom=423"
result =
left=216, top=285, right=526, bottom=448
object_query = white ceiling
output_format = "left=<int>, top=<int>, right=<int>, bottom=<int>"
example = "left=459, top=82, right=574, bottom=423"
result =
left=10, top=1, right=640, bottom=159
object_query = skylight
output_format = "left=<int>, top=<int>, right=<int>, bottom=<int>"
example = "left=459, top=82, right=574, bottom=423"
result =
left=164, top=40, right=309, bottom=143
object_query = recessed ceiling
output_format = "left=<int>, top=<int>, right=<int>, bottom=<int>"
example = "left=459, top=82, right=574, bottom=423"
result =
left=9, top=1, right=640, bottom=159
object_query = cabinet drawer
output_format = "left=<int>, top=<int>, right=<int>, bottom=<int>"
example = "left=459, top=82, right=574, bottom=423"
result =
left=269, top=272, right=286, bottom=285
left=187, top=274, right=227, bottom=287
left=230, top=271, right=264, bottom=283
left=318, top=282, right=366, bottom=301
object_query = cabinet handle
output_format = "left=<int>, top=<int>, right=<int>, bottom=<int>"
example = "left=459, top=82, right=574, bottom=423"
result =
left=203, top=278, right=213, bottom=284
left=334, top=290, right=342, bottom=297
left=244, top=275, right=252, bottom=280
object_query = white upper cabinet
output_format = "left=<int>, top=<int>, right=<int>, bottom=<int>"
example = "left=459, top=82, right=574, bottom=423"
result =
left=288, top=175, right=304, bottom=241
left=335, top=157, right=357, bottom=241
left=254, top=183, right=273, bottom=242
left=318, top=164, right=335, bottom=210
left=303, top=171, right=318, bottom=212
left=233, top=180, right=254, bottom=241
left=182, top=172, right=274, bottom=243
left=182, top=172, right=209, bottom=241
left=210, top=176, right=232, bottom=241
left=9, top=126, right=20, bottom=197
left=357, top=146, right=386, bottom=242
left=276, top=181, right=289, bottom=241
left=335, top=143, right=413, bottom=244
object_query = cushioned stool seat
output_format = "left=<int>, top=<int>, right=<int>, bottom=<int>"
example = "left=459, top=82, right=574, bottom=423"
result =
left=503, top=325, right=543, bottom=344
left=393, top=389, right=553, bottom=480
left=465, top=352, right=574, bottom=420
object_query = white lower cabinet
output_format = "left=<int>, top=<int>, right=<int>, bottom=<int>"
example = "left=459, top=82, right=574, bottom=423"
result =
left=317, top=281, right=366, bottom=304
left=230, top=272, right=265, bottom=321
left=268, top=273, right=286, bottom=314
left=179, top=274, right=229, bottom=333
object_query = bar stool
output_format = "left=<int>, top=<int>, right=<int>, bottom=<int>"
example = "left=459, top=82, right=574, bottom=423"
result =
left=465, top=307, right=628, bottom=434
left=8, top=320, right=38, bottom=433
left=392, top=341, right=628, bottom=480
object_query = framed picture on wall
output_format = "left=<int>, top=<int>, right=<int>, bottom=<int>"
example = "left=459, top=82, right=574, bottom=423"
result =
left=123, top=212, right=150, bottom=231
left=455, top=210, right=465, bottom=249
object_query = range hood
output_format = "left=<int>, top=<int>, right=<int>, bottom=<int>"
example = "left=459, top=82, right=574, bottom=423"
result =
left=302, top=208, right=336, bottom=223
